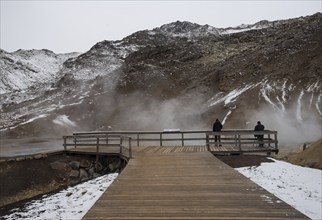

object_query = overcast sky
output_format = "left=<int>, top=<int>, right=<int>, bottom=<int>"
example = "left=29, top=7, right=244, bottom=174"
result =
left=1, top=1, right=321, bottom=53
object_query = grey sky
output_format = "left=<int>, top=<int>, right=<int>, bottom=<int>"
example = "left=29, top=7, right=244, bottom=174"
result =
left=1, top=0, right=321, bottom=54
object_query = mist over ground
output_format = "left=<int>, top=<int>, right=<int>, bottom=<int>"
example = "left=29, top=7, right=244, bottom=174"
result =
left=250, top=99, right=321, bottom=146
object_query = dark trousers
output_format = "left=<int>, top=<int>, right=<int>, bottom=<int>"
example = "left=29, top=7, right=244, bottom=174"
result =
left=257, top=135, right=264, bottom=147
left=215, top=135, right=221, bottom=146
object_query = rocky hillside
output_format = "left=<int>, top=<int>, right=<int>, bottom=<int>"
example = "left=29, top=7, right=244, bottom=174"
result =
left=1, top=13, right=321, bottom=145
left=0, top=49, right=79, bottom=102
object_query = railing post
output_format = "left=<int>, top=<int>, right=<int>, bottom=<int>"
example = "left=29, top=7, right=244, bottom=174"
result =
left=106, top=134, right=109, bottom=146
left=63, top=136, right=67, bottom=151
left=129, top=137, right=132, bottom=158
left=160, top=133, right=163, bottom=146
left=96, top=137, right=99, bottom=171
left=206, top=133, right=210, bottom=151
left=274, top=132, right=278, bottom=152
left=268, top=134, right=271, bottom=148
left=137, top=133, right=140, bottom=146
left=74, top=137, right=77, bottom=148
left=234, top=133, right=237, bottom=147
left=120, top=136, right=123, bottom=154
left=181, top=133, right=184, bottom=146
left=238, top=134, right=241, bottom=151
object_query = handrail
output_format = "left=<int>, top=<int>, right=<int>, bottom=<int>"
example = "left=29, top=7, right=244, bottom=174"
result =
left=72, top=130, right=277, bottom=148
left=63, top=130, right=278, bottom=157
left=73, top=129, right=277, bottom=135
left=73, top=130, right=208, bottom=146
left=63, top=134, right=132, bottom=159
left=206, top=131, right=278, bottom=152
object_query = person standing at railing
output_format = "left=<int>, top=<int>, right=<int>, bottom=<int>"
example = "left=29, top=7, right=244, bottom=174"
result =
left=213, top=118, right=223, bottom=146
left=254, top=121, right=265, bottom=147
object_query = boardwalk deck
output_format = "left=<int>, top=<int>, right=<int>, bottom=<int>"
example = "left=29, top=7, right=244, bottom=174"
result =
left=83, top=147, right=308, bottom=219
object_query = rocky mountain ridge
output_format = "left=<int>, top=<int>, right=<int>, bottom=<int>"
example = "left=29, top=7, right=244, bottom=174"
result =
left=0, top=49, right=79, bottom=103
left=1, top=13, right=321, bottom=145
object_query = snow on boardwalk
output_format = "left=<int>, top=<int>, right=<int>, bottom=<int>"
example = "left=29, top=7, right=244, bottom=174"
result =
left=84, top=151, right=307, bottom=219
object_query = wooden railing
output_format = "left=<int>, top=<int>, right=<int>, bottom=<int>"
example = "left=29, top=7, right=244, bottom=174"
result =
left=206, top=130, right=278, bottom=152
left=63, top=134, right=132, bottom=158
left=69, top=130, right=278, bottom=152
left=73, top=130, right=208, bottom=147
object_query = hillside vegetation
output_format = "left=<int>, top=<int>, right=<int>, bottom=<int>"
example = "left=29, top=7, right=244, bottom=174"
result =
left=287, top=139, right=322, bottom=169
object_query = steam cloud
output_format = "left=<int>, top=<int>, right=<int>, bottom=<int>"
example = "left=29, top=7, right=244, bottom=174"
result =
left=108, top=91, right=209, bottom=131
left=249, top=101, right=321, bottom=146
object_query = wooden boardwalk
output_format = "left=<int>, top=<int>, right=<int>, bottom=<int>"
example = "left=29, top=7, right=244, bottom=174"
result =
left=83, top=147, right=307, bottom=219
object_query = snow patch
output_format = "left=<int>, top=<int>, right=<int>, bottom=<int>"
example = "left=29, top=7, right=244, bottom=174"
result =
left=236, top=159, right=322, bottom=219
left=53, top=115, right=76, bottom=127
left=3, top=173, right=118, bottom=220
left=20, top=114, right=49, bottom=125
left=316, top=93, right=322, bottom=117
left=307, top=81, right=319, bottom=92
left=260, top=82, right=283, bottom=111
left=222, top=110, right=232, bottom=125
left=296, top=90, right=304, bottom=123
left=219, top=23, right=270, bottom=35
left=281, top=80, right=288, bottom=102
left=222, top=106, right=236, bottom=125
left=209, top=84, right=254, bottom=107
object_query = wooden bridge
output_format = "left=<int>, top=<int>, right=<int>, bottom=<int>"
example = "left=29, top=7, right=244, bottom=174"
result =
left=82, top=147, right=306, bottom=219
left=61, top=130, right=308, bottom=219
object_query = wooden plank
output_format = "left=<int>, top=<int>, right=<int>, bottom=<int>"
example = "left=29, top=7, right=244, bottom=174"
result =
left=83, top=149, right=308, bottom=219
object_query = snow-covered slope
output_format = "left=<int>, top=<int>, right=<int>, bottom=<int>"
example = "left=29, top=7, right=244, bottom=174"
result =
left=219, top=20, right=272, bottom=34
left=0, top=49, right=79, bottom=95
left=58, top=41, right=141, bottom=81
left=151, top=21, right=220, bottom=38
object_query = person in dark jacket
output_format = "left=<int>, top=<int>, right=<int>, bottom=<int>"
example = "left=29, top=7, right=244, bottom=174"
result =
left=213, top=118, right=223, bottom=145
left=254, top=121, right=265, bottom=147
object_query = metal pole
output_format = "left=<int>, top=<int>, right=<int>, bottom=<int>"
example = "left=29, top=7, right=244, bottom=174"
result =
left=160, top=133, right=163, bottom=146
left=238, top=134, right=241, bottom=151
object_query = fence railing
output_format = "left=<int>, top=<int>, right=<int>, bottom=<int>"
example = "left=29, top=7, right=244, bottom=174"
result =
left=206, top=130, right=278, bottom=152
left=63, top=134, right=132, bottom=159
left=69, top=130, right=278, bottom=152
left=73, top=130, right=208, bottom=147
